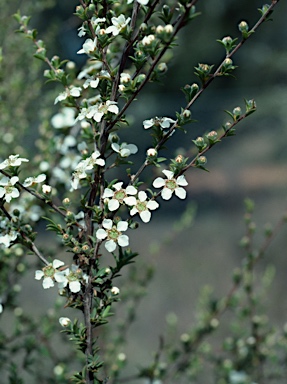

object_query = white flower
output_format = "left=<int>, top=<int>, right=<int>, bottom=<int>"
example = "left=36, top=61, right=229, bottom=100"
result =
left=111, top=142, right=138, bottom=157
left=0, top=231, right=17, bottom=247
left=91, top=17, right=106, bottom=28
left=51, top=108, right=76, bottom=129
left=111, top=286, right=120, bottom=295
left=153, top=170, right=188, bottom=200
left=102, top=182, right=137, bottom=211
left=71, top=151, right=105, bottom=190
left=42, top=184, right=52, bottom=194
left=105, top=14, right=131, bottom=36
left=57, top=264, right=85, bottom=293
left=77, top=61, right=103, bottom=80
left=59, top=317, right=71, bottom=327
left=130, top=191, right=159, bottom=223
left=96, top=219, right=129, bottom=252
left=23, top=174, right=46, bottom=187
left=0, top=154, right=29, bottom=170
left=77, top=37, right=97, bottom=55
left=0, top=176, right=20, bottom=203
left=35, top=259, right=65, bottom=289
left=54, top=87, right=82, bottom=104
left=83, top=77, right=100, bottom=89
left=87, top=100, right=119, bottom=122
left=143, top=117, right=176, bottom=129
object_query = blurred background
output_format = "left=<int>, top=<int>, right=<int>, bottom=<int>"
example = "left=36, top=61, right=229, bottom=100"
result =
left=1, top=0, right=287, bottom=380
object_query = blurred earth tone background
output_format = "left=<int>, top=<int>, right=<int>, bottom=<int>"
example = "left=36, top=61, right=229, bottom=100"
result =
left=1, top=0, right=287, bottom=379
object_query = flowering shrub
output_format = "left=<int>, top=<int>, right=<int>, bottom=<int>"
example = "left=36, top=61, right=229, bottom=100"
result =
left=0, top=1, right=286, bottom=383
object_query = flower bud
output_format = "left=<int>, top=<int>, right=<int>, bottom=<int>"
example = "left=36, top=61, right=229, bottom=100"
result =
left=59, top=317, right=71, bottom=327
left=120, top=72, right=131, bottom=84
left=157, top=62, right=167, bottom=72
left=140, top=23, right=147, bottom=31
left=222, top=36, right=232, bottom=45
left=156, top=25, right=164, bottom=34
left=42, top=184, right=52, bottom=194
left=206, top=130, right=217, bottom=140
left=224, top=58, right=233, bottom=65
left=197, top=156, right=207, bottom=165
left=238, top=21, right=249, bottom=33
left=66, top=61, right=76, bottom=70
left=182, top=109, right=191, bottom=118
left=111, top=286, right=120, bottom=295
left=147, top=148, right=157, bottom=157
left=62, top=197, right=70, bottom=206
left=98, top=28, right=106, bottom=36
left=142, top=34, right=155, bottom=46
left=175, top=155, right=183, bottom=163
left=233, top=107, right=241, bottom=116
left=164, top=24, right=173, bottom=34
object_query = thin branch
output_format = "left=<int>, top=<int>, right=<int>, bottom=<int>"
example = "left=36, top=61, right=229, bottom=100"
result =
left=129, top=0, right=279, bottom=183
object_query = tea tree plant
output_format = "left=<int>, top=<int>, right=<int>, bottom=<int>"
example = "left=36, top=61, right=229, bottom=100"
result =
left=0, top=0, right=283, bottom=383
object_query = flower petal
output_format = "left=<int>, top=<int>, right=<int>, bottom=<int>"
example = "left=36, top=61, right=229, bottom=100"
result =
left=118, top=234, right=129, bottom=247
left=43, top=277, right=54, bottom=289
left=96, top=228, right=108, bottom=240
left=117, top=221, right=128, bottom=232
left=161, top=188, right=173, bottom=200
left=103, top=219, right=113, bottom=229
left=153, top=177, right=165, bottom=188
left=140, top=210, right=151, bottom=223
left=146, top=200, right=159, bottom=210
left=53, top=259, right=65, bottom=269
left=175, top=187, right=186, bottom=199
left=69, top=281, right=81, bottom=293
left=35, top=270, right=44, bottom=280
left=108, top=199, right=120, bottom=211
left=162, top=170, right=174, bottom=179
left=176, top=175, right=188, bottom=186
left=105, top=240, right=117, bottom=252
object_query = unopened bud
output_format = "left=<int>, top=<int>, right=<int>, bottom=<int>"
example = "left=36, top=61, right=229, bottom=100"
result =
left=238, top=21, right=249, bottom=33
left=164, top=24, right=173, bottom=34
left=182, top=109, right=191, bottom=118
left=233, top=107, right=241, bottom=116
left=156, top=25, right=164, bottom=34
left=147, top=148, right=157, bottom=157
left=175, top=155, right=183, bottom=163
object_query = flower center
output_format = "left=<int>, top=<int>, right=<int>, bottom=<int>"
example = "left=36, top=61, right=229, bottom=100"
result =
left=108, top=228, right=120, bottom=241
left=68, top=272, right=78, bottom=282
left=44, top=265, right=55, bottom=277
left=165, top=179, right=177, bottom=191
left=114, top=189, right=125, bottom=202
left=136, top=201, right=147, bottom=212
left=5, top=186, right=14, bottom=194
left=98, top=103, right=108, bottom=114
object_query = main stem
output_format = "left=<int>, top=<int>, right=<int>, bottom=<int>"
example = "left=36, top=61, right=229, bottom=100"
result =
left=84, top=278, right=94, bottom=383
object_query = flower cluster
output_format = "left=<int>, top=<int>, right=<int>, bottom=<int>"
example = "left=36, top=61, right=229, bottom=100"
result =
left=76, top=100, right=119, bottom=123
left=0, top=176, right=20, bottom=203
left=35, top=259, right=87, bottom=293
left=71, top=150, right=105, bottom=190
left=0, top=154, right=29, bottom=170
